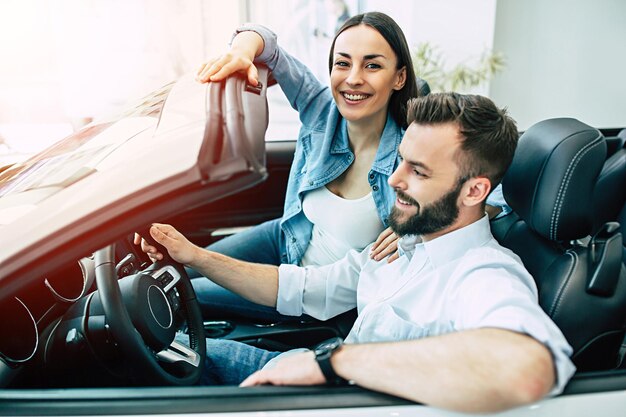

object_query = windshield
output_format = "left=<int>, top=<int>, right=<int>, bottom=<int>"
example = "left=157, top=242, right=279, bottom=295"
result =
left=0, top=117, right=160, bottom=226
left=0, top=80, right=176, bottom=223
left=0, top=123, right=110, bottom=197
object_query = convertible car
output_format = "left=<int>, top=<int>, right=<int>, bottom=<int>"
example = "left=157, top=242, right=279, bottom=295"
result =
left=0, top=68, right=625, bottom=416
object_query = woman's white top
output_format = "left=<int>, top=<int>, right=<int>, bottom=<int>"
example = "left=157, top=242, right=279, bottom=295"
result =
left=300, top=186, right=384, bottom=266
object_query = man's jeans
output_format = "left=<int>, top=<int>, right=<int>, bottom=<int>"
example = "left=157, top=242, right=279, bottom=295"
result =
left=177, top=334, right=281, bottom=385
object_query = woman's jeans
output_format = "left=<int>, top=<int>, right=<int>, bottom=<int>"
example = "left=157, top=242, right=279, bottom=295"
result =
left=190, top=218, right=302, bottom=322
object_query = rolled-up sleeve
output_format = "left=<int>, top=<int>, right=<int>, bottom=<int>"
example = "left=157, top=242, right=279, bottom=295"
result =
left=451, top=258, right=576, bottom=396
left=276, top=248, right=370, bottom=320
left=235, top=24, right=279, bottom=69
left=276, top=264, right=306, bottom=316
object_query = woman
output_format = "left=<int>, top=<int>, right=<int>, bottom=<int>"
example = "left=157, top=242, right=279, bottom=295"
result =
left=144, top=12, right=503, bottom=320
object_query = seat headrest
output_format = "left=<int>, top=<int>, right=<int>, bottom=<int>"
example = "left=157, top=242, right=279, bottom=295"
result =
left=502, top=118, right=606, bottom=241
left=591, top=146, right=626, bottom=233
left=416, top=77, right=431, bottom=97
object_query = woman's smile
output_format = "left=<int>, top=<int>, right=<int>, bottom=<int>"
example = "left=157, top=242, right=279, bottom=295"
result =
left=340, top=90, right=372, bottom=103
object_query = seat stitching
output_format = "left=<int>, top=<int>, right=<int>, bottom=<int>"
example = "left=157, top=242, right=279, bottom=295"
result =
left=550, top=137, right=603, bottom=240
left=549, top=251, right=577, bottom=317
left=550, top=137, right=602, bottom=239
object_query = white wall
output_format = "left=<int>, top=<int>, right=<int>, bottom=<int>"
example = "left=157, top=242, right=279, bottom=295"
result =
left=8, top=0, right=619, bottom=153
left=0, top=0, right=239, bottom=152
left=490, top=0, right=626, bottom=130
left=248, top=0, right=498, bottom=139
left=367, top=0, right=497, bottom=73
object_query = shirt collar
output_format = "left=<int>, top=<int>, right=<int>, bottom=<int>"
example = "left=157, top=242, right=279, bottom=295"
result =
left=330, top=113, right=403, bottom=175
left=398, top=214, right=493, bottom=268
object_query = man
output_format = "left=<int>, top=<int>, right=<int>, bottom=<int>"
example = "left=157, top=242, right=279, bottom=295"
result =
left=140, top=93, right=575, bottom=413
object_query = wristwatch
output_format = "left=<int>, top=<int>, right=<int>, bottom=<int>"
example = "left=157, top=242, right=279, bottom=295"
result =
left=313, top=337, right=347, bottom=385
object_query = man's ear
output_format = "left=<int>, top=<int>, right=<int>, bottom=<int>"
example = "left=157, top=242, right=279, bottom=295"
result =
left=394, top=66, right=407, bottom=90
left=462, top=177, right=491, bottom=207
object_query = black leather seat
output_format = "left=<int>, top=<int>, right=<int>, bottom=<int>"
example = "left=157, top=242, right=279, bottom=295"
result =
left=591, top=128, right=626, bottom=236
left=416, top=77, right=431, bottom=97
left=492, top=118, right=626, bottom=371
left=606, top=128, right=626, bottom=156
left=617, top=204, right=626, bottom=266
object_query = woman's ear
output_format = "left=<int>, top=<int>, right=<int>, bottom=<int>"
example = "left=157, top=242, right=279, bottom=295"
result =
left=462, top=177, right=492, bottom=207
left=394, top=66, right=407, bottom=90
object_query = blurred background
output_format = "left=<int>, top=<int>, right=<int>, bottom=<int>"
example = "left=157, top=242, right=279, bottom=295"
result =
left=0, top=0, right=624, bottom=163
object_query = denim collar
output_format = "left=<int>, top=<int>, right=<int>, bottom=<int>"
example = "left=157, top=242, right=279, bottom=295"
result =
left=330, top=112, right=403, bottom=176
left=371, top=113, right=403, bottom=175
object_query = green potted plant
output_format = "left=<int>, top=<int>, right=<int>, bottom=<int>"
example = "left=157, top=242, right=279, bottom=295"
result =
left=412, top=42, right=506, bottom=92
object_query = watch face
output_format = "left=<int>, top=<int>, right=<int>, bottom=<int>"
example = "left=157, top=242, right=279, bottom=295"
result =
left=315, top=337, right=343, bottom=355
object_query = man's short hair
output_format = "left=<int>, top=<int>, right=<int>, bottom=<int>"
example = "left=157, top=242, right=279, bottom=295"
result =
left=406, top=92, right=518, bottom=188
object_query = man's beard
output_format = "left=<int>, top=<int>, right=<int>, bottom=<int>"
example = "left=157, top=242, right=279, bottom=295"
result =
left=388, top=181, right=464, bottom=237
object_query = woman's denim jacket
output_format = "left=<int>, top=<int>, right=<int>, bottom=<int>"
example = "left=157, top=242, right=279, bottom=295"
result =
left=236, top=24, right=400, bottom=264
left=235, top=24, right=508, bottom=265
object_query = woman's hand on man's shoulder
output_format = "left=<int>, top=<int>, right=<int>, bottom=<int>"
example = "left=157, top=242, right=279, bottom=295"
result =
left=370, top=227, right=400, bottom=263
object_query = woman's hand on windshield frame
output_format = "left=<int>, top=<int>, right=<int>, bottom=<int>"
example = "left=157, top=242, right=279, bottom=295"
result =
left=195, top=31, right=264, bottom=86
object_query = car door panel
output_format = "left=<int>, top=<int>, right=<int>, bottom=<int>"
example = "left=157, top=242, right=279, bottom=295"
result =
left=172, top=140, right=295, bottom=247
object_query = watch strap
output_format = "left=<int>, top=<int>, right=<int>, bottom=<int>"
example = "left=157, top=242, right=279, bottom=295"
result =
left=314, top=338, right=348, bottom=386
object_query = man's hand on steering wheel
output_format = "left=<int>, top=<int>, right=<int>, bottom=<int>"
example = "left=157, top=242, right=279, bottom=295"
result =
left=134, top=224, right=200, bottom=265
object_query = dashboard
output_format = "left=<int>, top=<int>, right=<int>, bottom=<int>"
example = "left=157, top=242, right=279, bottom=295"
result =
left=0, top=255, right=96, bottom=368
left=0, top=236, right=150, bottom=386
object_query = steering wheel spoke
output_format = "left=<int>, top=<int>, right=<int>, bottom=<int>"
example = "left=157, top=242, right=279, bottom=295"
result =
left=157, top=338, right=202, bottom=368
left=150, top=265, right=182, bottom=292
left=147, top=265, right=184, bottom=316
left=167, top=288, right=183, bottom=315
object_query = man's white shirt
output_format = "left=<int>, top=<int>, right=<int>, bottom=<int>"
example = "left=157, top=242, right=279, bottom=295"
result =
left=276, top=214, right=576, bottom=395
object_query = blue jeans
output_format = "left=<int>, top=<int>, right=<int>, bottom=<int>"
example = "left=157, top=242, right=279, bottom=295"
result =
left=190, top=218, right=303, bottom=322
left=177, top=334, right=280, bottom=385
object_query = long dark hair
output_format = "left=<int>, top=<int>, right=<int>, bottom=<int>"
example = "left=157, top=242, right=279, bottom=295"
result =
left=328, top=12, right=418, bottom=129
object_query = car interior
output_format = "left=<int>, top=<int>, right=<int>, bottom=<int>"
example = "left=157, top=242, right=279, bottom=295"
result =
left=1, top=68, right=625, bottom=415
left=178, top=118, right=626, bottom=375
left=166, top=88, right=626, bottom=382
left=132, top=82, right=626, bottom=384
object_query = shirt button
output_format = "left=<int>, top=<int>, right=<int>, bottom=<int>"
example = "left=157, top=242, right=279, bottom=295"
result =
left=309, top=181, right=314, bottom=186
left=291, top=237, right=297, bottom=243
left=347, top=154, right=353, bottom=161
left=372, top=185, right=379, bottom=191
left=369, top=173, right=375, bottom=180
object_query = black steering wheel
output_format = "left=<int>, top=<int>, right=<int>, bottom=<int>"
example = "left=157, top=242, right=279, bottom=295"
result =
left=93, top=238, right=206, bottom=385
